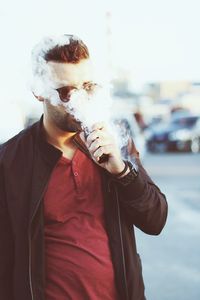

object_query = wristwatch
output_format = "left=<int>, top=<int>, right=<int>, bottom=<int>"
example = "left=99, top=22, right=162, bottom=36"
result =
left=115, top=160, right=139, bottom=186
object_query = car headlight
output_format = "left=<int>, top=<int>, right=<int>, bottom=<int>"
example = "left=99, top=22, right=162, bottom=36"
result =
left=168, top=129, right=191, bottom=141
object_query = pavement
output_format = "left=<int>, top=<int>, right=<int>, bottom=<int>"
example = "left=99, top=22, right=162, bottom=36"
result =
left=136, top=152, right=200, bottom=300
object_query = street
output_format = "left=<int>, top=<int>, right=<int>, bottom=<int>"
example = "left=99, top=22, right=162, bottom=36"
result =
left=136, top=152, right=200, bottom=300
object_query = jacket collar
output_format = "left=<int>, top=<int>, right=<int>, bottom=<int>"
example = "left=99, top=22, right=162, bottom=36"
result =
left=35, top=115, right=62, bottom=165
left=34, top=115, right=108, bottom=181
left=35, top=114, right=91, bottom=164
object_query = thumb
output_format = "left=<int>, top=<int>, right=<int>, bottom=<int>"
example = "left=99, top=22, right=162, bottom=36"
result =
left=79, top=131, right=87, bottom=144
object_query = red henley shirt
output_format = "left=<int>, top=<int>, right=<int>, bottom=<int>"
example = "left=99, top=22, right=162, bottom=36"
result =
left=43, top=148, right=118, bottom=300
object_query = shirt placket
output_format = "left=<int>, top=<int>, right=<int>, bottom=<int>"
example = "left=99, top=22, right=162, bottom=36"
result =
left=71, top=157, right=82, bottom=195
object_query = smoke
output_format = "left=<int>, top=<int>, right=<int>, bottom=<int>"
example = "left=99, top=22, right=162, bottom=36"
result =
left=65, top=86, right=130, bottom=159
left=30, top=34, right=115, bottom=132
left=30, top=35, right=132, bottom=159
left=30, top=34, right=79, bottom=105
left=66, top=85, right=112, bottom=132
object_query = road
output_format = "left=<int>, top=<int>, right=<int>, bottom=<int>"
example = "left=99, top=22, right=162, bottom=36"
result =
left=136, top=152, right=200, bottom=300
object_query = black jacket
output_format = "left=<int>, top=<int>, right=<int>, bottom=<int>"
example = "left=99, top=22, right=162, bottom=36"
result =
left=0, top=116, right=168, bottom=300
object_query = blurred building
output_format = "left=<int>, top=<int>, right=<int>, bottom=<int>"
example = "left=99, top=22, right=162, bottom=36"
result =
left=160, top=81, right=191, bottom=99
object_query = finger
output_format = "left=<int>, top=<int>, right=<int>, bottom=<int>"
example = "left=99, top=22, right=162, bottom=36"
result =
left=89, top=138, right=111, bottom=153
left=91, top=122, right=106, bottom=131
left=93, top=144, right=113, bottom=162
left=86, top=130, right=108, bottom=147
left=79, top=131, right=87, bottom=144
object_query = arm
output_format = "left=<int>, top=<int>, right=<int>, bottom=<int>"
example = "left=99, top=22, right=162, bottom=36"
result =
left=115, top=159, right=168, bottom=235
left=79, top=124, right=168, bottom=235
left=0, top=164, right=14, bottom=299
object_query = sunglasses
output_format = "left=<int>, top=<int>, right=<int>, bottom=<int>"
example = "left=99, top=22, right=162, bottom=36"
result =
left=56, top=82, right=99, bottom=102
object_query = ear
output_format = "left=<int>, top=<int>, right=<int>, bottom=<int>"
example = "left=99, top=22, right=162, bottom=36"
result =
left=32, top=92, right=44, bottom=102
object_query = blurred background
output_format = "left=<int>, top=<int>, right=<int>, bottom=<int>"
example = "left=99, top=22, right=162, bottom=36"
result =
left=0, top=0, right=200, bottom=299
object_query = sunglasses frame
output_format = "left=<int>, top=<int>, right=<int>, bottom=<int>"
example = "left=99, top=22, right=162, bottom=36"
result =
left=56, top=82, right=99, bottom=102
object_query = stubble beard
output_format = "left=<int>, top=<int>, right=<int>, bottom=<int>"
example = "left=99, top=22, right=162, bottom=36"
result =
left=45, top=99, right=82, bottom=132
left=54, top=111, right=82, bottom=132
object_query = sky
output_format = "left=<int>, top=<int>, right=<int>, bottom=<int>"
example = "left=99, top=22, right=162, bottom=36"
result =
left=1, top=0, right=200, bottom=107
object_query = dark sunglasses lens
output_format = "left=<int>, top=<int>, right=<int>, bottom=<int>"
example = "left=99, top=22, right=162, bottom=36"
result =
left=56, top=84, right=99, bottom=102
left=56, top=87, right=76, bottom=102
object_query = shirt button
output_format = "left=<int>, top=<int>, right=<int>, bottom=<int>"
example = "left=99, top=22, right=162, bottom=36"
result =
left=74, top=172, right=78, bottom=177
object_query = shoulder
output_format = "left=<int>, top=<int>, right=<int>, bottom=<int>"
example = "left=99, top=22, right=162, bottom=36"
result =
left=0, top=121, right=39, bottom=162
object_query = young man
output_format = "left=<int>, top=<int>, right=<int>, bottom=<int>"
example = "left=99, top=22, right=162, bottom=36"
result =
left=0, top=34, right=168, bottom=300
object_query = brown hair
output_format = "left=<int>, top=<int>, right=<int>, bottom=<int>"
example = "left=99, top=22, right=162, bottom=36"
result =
left=45, top=35, right=89, bottom=63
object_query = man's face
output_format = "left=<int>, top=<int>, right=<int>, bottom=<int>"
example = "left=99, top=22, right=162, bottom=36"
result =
left=43, top=58, right=94, bottom=132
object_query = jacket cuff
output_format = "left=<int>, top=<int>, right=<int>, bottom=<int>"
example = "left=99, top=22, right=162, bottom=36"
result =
left=113, top=170, right=146, bottom=199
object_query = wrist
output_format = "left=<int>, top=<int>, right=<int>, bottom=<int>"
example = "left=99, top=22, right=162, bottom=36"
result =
left=112, top=160, right=139, bottom=186
left=118, top=167, right=130, bottom=178
left=112, top=161, right=130, bottom=178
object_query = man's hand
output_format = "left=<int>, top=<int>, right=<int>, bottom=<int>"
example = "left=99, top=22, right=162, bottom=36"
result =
left=80, top=123, right=127, bottom=175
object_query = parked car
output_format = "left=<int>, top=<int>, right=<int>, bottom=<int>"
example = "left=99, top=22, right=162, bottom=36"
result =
left=145, top=114, right=200, bottom=153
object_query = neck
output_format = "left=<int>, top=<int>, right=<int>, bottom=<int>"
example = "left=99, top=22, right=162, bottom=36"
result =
left=43, top=115, right=77, bottom=150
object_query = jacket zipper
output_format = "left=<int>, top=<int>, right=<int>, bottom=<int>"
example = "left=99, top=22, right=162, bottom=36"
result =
left=28, top=179, right=52, bottom=300
left=28, top=231, right=34, bottom=300
left=114, top=185, right=129, bottom=300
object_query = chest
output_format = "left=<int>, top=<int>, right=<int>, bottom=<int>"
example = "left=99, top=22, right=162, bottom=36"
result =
left=43, top=150, right=104, bottom=224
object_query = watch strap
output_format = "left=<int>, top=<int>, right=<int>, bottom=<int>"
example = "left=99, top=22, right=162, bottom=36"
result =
left=113, top=160, right=139, bottom=186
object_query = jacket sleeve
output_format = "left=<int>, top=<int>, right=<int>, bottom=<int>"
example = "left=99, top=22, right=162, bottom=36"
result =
left=115, top=158, right=168, bottom=235
left=0, top=163, right=14, bottom=299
